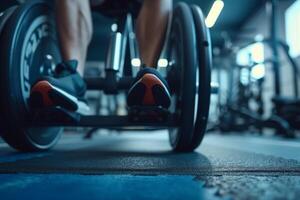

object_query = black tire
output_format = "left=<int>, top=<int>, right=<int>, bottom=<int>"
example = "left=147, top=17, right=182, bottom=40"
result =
left=0, top=6, right=18, bottom=137
left=188, top=5, right=212, bottom=151
left=0, top=1, right=62, bottom=152
left=167, top=3, right=198, bottom=152
left=0, top=6, right=18, bottom=34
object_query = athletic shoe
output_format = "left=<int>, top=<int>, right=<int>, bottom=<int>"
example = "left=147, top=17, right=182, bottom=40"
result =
left=29, top=60, right=89, bottom=113
left=127, top=67, right=171, bottom=109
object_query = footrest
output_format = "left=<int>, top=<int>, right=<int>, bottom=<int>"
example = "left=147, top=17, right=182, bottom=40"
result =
left=128, top=106, right=170, bottom=122
left=31, top=107, right=81, bottom=124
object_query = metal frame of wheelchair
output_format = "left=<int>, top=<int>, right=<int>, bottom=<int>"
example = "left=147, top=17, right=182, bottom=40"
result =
left=0, top=0, right=212, bottom=152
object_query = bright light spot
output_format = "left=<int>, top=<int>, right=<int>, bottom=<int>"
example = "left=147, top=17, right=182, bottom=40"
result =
left=240, top=68, right=250, bottom=85
left=285, top=0, right=300, bottom=57
left=131, top=58, right=141, bottom=67
left=111, top=24, right=118, bottom=32
left=158, top=59, right=168, bottom=68
left=236, top=42, right=265, bottom=66
left=237, top=42, right=265, bottom=83
left=255, top=34, right=264, bottom=42
left=236, top=51, right=250, bottom=66
left=211, top=82, right=219, bottom=94
left=251, top=64, right=265, bottom=80
left=205, top=0, right=224, bottom=28
left=46, top=54, right=53, bottom=60
left=251, top=43, right=264, bottom=63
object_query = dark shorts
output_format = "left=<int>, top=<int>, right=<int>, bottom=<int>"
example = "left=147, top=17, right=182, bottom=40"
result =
left=92, top=0, right=143, bottom=18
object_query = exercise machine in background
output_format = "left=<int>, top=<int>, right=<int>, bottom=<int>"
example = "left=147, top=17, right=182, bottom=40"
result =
left=211, top=0, right=300, bottom=137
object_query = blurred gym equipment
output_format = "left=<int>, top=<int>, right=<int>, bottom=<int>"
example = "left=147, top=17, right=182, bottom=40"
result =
left=212, top=0, right=300, bottom=137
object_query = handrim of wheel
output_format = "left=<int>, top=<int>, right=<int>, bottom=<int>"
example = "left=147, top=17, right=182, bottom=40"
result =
left=167, top=3, right=198, bottom=151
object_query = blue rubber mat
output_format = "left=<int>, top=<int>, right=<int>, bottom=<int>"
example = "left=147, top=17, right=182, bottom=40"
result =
left=0, top=174, right=222, bottom=200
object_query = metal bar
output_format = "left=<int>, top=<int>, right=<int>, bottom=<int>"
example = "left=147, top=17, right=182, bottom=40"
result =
left=117, top=15, right=130, bottom=76
left=105, top=32, right=123, bottom=71
left=127, top=14, right=139, bottom=61
left=269, top=0, right=281, bottom=96
left=32, top=115, right=178, bottom=128
left=279, top=42, right=299, bottom=98
left=84, top=77, right=134, bottom=90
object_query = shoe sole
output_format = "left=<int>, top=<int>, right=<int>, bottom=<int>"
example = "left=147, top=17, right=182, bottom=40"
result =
left=30, top=81, right=90, bottom=114
left=127, top=73, right=171, bottom=108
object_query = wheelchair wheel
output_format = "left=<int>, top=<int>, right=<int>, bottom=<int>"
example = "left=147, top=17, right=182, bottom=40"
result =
left=188, top=5, right=212, bottom=151
left=167, top=3, right=198, bottom=151
left=0, top=1, right=62, bottom=151
left=0, top=6, right=18, bottom=34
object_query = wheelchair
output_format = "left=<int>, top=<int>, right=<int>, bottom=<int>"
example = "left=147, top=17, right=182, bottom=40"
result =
left=0, top=0, right=212, bottom=152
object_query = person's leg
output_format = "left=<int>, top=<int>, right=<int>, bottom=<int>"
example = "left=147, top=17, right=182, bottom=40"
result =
left=30, top=0, right=93, bottom=112
left=136, top=0, right=172, bottom=67
left=55, top=0, right=93, bottom=76
left=127, top=0, right=172, bottom=108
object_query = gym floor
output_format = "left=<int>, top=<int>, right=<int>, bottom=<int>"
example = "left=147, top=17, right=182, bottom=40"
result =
left=1, top=131, right=300, bottom=200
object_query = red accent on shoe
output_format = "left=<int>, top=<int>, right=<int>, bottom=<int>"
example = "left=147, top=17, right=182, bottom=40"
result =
left=139, top=73, right=164, bottom=105
left=31, top=81, right=54, bottom=106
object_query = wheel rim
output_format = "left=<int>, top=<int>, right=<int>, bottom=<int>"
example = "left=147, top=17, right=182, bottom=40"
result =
left=168, top=23, right=182, bottom=146
left=189, top=5, right=212, bottom=150
left=0, top=2, right=62, bottom=150
left=167, top=3, right=197, bottom=150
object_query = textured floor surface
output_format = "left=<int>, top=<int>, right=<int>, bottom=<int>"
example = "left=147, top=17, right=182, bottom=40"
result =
left=1, top=131, right=300, bottom=199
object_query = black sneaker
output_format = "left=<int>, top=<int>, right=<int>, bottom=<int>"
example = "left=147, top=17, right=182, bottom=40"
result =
left=127, top=67, right=171, bottom=109
left=29, top=60, right=89, bottom=113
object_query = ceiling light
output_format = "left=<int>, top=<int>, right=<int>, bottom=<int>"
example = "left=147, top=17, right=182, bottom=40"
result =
left=205, top=0, right=224, bottom=28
